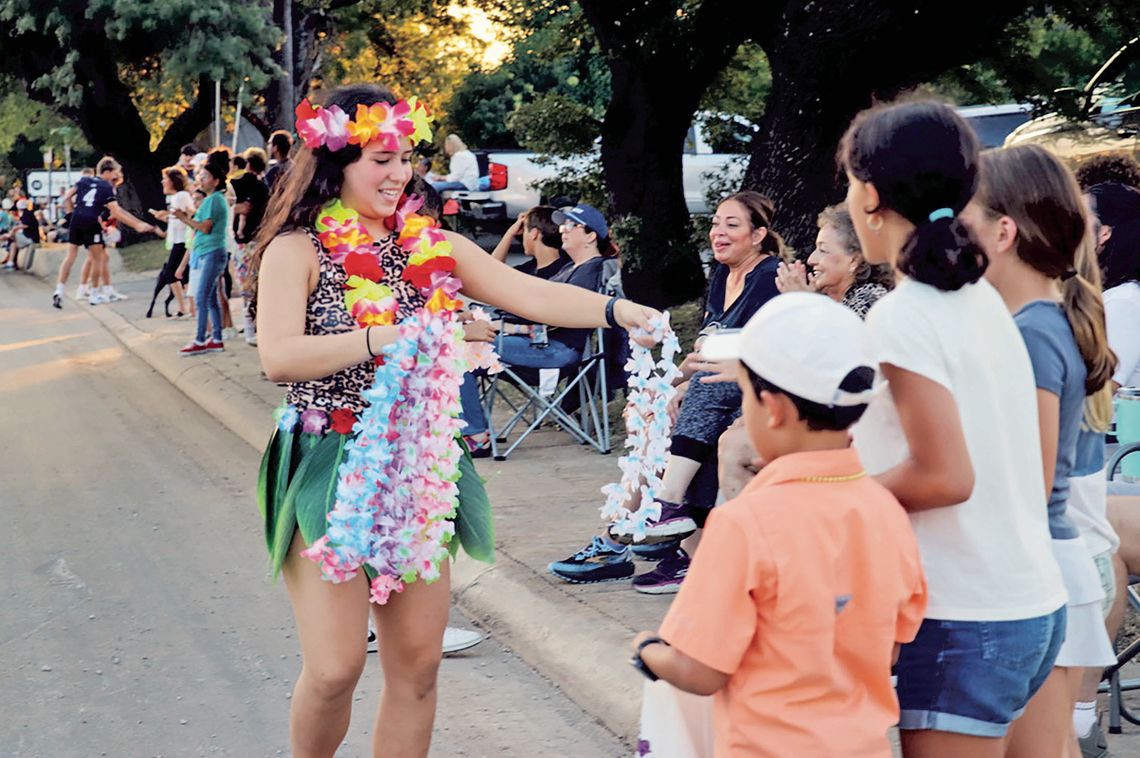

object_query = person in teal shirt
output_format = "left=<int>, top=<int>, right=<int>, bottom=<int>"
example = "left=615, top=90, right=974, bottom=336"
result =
left=174, top=154, right=231, bottom=354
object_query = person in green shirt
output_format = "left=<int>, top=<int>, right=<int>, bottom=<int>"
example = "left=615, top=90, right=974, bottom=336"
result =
left=174, top=153, right=230, bottom=355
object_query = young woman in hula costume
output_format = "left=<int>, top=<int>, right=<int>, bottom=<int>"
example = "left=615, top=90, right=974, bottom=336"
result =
left=249, top=83, right=662, bottom=757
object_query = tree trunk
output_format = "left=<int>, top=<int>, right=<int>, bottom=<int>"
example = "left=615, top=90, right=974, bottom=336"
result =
left=602, top=60, right=706, bottom=308
left=268, top=0, right=295, bottom=131
left=742, top=55, right=873, bottom=254
left=742, top=1, right=1030, bottom=254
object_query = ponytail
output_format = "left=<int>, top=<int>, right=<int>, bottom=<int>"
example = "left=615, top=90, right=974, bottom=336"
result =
left=976, top=145, right=1118, bottom=430
left=1068, top=238, right=1117, bottom=432
left=898, top=216, right=987, bottom=290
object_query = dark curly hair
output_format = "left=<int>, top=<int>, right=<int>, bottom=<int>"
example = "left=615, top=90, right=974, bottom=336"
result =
left=1074, top=152, right=1140, bottom=191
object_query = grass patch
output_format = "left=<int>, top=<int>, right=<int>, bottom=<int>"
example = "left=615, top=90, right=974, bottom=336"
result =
left=119, top=239, right=169, bottom=273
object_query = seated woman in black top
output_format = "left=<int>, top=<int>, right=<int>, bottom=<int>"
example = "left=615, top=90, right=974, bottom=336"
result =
left=549, top=191, right=785, bottom=589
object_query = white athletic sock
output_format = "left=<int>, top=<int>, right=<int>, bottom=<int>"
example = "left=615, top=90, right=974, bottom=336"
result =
left=102, top=285, right=113, bottom=295
left=1073, top=700, right=1097, bottom=739
left=54, top=283, right=65, bottom=295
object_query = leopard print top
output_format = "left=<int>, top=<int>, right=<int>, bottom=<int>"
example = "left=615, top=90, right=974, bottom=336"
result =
left=284, top=229, right=428, bottom=414
left=843, top=283, right=889, bottom=320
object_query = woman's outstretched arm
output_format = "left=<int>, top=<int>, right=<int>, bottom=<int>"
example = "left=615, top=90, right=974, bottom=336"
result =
left=448, top=231, right=660, bottom=336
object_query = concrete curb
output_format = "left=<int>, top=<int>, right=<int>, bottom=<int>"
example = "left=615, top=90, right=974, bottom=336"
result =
left=45, top=274, right=641, bottom=740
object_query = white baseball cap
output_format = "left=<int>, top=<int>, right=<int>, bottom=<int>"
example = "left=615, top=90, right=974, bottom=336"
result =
left=701, top=292, right=876, bottom=407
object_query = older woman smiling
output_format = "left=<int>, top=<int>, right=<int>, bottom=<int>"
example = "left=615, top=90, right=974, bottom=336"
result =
left=775, top=203, right=893, bottom=318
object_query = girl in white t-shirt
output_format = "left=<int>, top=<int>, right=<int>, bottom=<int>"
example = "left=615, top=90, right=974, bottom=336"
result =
left=966, top=145, right=1117, bottom=758
left=840, top=99, right=1066, bottom=758
left=147, top=166, right=196, bottom=317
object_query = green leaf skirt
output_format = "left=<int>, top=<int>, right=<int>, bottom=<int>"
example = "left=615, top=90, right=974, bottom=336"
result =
left=257, top=427, right=495, bottom=578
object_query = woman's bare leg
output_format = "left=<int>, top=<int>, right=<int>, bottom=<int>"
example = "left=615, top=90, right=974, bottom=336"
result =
left=901, top=730, right=1005, bottom=758
left=371, top=561, right=450, bottom=758
left=1005, top=667, right=1071, bottom=758
left=281, top=533, right=371, bottom=758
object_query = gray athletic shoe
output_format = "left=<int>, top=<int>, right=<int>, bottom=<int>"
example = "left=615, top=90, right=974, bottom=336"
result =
left=1079, top=719, right=1110, bottom=758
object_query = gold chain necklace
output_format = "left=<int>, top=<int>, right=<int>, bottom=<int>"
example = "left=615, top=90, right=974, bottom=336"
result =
left=792, top=470, right=868, bottom=484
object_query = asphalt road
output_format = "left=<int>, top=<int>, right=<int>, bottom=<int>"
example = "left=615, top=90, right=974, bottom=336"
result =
left=0, top=272, right=624, bottom=757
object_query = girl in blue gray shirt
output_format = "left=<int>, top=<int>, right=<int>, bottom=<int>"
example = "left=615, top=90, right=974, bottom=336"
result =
left=965, top=144, right=1117, bottom=758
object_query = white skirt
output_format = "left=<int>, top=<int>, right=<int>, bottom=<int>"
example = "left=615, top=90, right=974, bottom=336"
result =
left=1052, top=536, right=1116, bottom=667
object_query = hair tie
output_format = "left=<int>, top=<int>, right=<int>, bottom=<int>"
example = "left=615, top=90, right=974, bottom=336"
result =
left=1061, top=269, right=1078, bottom=281
left=928, top=208, right=955, bottom=223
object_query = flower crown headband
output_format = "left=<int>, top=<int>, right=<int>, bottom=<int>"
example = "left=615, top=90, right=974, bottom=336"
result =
left=294, top=97, right=433, bottom=153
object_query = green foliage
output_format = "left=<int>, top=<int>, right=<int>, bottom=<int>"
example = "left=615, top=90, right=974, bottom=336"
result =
left=1, top=0, right=280, bottom=109
left=507, top=92, right=599, bottom=156
left=699, top=43, right=771, bottom=124
left=445, top=2, right=610, bottom=148
left=928, top=10, right=1137, bottom=108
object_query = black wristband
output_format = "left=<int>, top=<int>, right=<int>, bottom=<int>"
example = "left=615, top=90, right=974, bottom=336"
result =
left=630, top=636, right=670, bottom=682
left=604, top=296, right=620, bottom=329
left=365, top=326, right=377, bottom=358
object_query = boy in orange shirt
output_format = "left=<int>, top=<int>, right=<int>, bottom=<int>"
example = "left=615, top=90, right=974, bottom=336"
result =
left=631, top=293, right=927, bottom=757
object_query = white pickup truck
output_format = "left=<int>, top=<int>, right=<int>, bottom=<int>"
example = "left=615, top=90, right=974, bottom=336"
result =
left=448, top=115, right=750, bottom=227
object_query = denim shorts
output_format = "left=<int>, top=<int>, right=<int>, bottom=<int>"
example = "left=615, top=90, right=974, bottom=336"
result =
left=896, top=606, right=1066, bottom=737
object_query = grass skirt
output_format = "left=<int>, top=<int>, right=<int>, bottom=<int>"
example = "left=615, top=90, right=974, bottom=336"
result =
left=257, top=427, right=494, bottom=578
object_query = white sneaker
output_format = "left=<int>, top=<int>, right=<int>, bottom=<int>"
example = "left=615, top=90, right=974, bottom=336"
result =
left=106, top=289, right=128, bottom=302
left=89, top=293, right=109, bottom=306
left=222, top=327, right=239, bottom=341
left=76, top=284, right=90, bottom=299
left=366, top=625, right=484, bottom=655
left=442, top=627, right=484, bottom=655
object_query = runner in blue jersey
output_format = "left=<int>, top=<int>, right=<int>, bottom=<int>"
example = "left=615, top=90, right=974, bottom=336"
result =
left=53, top=156, right=159, bottom=309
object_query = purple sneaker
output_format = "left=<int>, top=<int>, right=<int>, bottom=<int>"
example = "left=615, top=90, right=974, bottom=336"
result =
left=641, top=500, right=697, bottom=540
left=632, top=547, right=689, bottom=594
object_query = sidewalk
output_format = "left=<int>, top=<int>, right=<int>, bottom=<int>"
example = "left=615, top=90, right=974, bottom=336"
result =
left=51, top=270, right=664, bottom=742
left=33, top=268, right=1140, bottom=753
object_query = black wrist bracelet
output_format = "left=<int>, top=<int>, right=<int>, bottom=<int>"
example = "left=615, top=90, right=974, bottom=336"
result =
left=365, top=326, right=377, bottom=358
left=604, top=296, right=620, bottom=329
left=630, top=636, right=670, bottom=682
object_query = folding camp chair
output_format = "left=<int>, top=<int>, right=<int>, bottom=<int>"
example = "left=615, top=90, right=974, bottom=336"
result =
left=482, top=326, right=612, bottom=460
left=1100, top=441, right=1140, bottom=733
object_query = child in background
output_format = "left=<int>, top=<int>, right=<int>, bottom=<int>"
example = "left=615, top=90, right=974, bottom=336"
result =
left=631, top=293, right=927, bottom=758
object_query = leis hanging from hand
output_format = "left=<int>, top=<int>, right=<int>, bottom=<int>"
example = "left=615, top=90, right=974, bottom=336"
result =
left=601, top=315, right=682, bottom=542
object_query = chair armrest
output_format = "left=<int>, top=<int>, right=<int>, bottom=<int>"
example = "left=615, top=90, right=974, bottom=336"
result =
left=1108, top=442, right=1140, bottom=481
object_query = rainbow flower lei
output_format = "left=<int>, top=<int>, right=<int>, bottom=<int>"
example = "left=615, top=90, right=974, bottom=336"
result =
left=299, top=194, right=467, bottom=604
left=602, top=315, right=682, bottom=542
